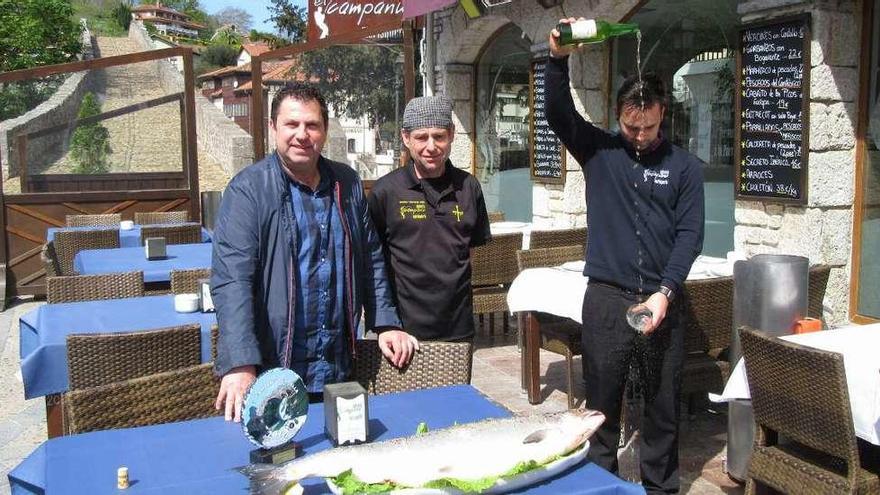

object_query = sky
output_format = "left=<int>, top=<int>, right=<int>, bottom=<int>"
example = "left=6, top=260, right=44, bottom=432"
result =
left=199, top=0, right=308, bottom=34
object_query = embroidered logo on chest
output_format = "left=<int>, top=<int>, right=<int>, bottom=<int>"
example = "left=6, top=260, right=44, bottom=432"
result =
left=399, top=200, right=428, bottom=220
left=643, top=169, right=670, bottom=185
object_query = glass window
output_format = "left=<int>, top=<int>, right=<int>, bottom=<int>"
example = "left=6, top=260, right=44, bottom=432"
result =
left=855, top=2, right=880, bottom=319
left=475, top=24, right=532, bottom=222
left=610, top=1, right=739, bottom=256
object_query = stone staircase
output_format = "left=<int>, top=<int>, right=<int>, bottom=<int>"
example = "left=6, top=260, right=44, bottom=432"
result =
left=24, top=36, right=231, bottom=193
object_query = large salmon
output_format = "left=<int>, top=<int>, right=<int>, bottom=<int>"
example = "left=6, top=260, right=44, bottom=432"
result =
left=241, top=408, right=605, bottom=494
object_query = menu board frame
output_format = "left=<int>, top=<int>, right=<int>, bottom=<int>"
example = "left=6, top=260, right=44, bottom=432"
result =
left=735, top=14, right=811, bottom=205
left=529, top=58, right=567, bottom=185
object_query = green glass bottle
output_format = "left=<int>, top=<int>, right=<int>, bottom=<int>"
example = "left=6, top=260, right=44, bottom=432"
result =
left=555, top=19, right=639, bottom=45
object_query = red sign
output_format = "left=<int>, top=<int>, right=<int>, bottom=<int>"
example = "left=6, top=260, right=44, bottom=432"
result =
left=308, top=0, right=403, bottom=41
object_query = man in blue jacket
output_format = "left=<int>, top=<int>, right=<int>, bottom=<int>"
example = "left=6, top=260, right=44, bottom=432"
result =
left=211, top=83, right=416, bottom=422
left=546, top=20, right=705, bottom=494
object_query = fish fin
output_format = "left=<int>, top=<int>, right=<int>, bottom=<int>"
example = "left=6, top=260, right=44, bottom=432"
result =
left=236, top=464, right=301, bottom=495
left=522, top=429, right=551, bottom=444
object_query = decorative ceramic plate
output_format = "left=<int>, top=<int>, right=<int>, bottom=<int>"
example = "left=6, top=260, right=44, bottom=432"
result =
left=325, top=442, right=589, bottom=495
left=241, top=368, right=309, bottom=449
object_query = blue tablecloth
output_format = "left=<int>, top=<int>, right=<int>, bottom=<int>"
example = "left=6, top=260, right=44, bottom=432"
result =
left=8, top=385, right=645, bottom=495
left=72, top=243, right=213, bottom=283
left=46, top=225, right=211, bottom=248
left=19, top=295, right=217, bottom=399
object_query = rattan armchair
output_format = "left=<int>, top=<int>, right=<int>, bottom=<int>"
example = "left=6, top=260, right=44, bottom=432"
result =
left=516, top=245, right=584, bottom=408
left=47, top=271, right=144, bottom=304
left=529, top=227, right=587, bottom=250
left=680, top=275, right=734, bottom=412
left=808, top=264, right=832, bottom=321
left=739, top=326, right=879, bottom=495
left=66, top=213, right=121, bottom=227
left=134, top=211, right=189, bottom=225
left=488, top=211, right=505, bottom=223
left=353, top=340, right=472, bottom=395
left=170, top=268, right=211, bottom=294
left=66, top=324, right=203, bottom=390
left=140, top=222, right=202, bottom=245
left=471, top=232, right=523, bottom=335
left=64, top=363, right=219, bottom=434
left=53, top=228, right=120, bottom=276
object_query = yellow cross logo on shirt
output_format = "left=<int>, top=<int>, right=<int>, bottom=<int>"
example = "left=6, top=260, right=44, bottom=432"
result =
left=452, top=205, right=464, bottom=222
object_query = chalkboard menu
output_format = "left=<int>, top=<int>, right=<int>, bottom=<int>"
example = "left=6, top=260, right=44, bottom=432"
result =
left=735, top=14, right=810, bottom=204
left=530, top=58, right=566, bottom=184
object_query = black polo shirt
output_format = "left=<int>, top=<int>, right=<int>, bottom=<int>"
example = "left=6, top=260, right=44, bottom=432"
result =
left=368, top=161, right=491, bottom=341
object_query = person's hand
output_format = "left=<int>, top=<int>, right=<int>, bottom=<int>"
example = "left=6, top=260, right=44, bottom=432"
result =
left=215, top=365, right=256, bottom=422
left=641, top=292, right=670, bottom=335
left=377, top=330, right=420, bottom=368
left=549, top=17, right=586, bottom=59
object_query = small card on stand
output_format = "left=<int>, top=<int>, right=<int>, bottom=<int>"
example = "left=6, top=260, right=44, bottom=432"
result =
left=198, top=278, right=215, bottom=312
left=249, top=442, right=301, bottom=464
left=144, top=237, right=166, bottom=260
left=323, top=382, right=369, bottom=446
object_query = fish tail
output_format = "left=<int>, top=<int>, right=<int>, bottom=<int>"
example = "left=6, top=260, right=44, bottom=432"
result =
left=237, top=463, right=302, bottom=495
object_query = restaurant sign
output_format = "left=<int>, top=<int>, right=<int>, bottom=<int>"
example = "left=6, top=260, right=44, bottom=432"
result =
left=308, top=0, right=403, bottom=41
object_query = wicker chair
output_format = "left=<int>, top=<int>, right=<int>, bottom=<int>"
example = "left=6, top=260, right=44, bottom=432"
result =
left=47, top=271, right=144, bottom=304
left=471, top=232, right=523, bottom=335
left=353, top=340, right=472, bottom=395
left=140, top=222, right=202, bottom=246
left=171, top=268, right=211, bottom=295
left=53, top=228, right=120, bottom=276
left=739, top=326, right=879, bottom=495
left=487, top=211, right=505, bottom=223
left=134, top=211, right=189, bottom=225
left=680, top=275, right=734, bottom=412
left=66, top=324, right=203, bottom=390
left=516, top=245, right=584, bottom=408
left=64, top=363, right=219, bottom=434
left=808, top=264, right=832, bottom=321
left=66, top=213, right=122, bottom=227
left=529, top=227, right=587, bottom=250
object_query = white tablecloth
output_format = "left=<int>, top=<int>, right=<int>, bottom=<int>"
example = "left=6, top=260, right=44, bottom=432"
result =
left=713, top=323, right=880, bottom=445
left=490, top=221, right=531, bottom=250
left=507, top=255, right=734, bottom=324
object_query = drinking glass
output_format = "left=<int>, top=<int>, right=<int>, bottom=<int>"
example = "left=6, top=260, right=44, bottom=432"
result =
left=626, top=303, right=653, bottom=333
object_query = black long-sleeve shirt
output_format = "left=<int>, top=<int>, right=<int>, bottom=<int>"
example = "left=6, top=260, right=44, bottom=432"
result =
left=544, top=55, right=704, bottom=296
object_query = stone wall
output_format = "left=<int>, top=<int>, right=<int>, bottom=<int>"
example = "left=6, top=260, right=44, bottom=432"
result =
left=734, top=0, right=860, bottom=325
left=0, top=22, right=95, bottom=179
left=129, top=21, right=254, bottom=175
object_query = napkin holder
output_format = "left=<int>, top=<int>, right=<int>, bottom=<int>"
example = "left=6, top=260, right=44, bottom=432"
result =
left=324, top=382, right=369, bottom=446
left=198, top=278, right=215, bottom=313
left=144, top=237, right=166, bottom=260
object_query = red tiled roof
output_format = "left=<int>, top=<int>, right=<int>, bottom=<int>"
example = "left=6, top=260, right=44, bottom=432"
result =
left=197, top=63, right=253, bottom=80
left=241, top=42, right=271, bottom=57
left=137, top=15, right=206, bottom=30
left=234, top=59, right=307, bottom=93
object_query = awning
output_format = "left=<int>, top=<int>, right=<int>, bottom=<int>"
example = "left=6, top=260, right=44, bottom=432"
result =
left=403, top=0, right=458, bottom=19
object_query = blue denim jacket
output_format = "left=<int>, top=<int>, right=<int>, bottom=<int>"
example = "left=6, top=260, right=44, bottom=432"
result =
left=211, top=153, right=401, bottom=377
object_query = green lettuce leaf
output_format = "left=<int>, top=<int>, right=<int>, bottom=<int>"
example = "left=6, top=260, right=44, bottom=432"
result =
left=328, top=452, right=569, bottom=494
left=415, top=422, right=429, bottom=435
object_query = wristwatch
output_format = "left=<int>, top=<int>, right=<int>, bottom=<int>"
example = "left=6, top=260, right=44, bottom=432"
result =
left=658, top=285, right=675, bottom=302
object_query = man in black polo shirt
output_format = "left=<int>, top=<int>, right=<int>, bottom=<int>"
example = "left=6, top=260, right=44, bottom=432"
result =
left=368, top=95, right=491, bottom=352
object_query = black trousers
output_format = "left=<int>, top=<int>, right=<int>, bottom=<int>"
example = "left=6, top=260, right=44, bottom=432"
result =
left=581, top=281, right=684, bottom=494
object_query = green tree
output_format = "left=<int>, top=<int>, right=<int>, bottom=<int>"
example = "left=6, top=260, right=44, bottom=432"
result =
left=112, top=1, right=131, bottom=31
left=248, top=29, right=289, bottom=49
left=300, top=45, right=401, bottom=127
left=211, top=26, right=243, bottom=48
left=0, top=0, right=83, bottom=71
left=69, top=92, right=112, bottom=174
left=268, top=0, right=307, bottom=42
left=0, top=0, right=83, bottom=120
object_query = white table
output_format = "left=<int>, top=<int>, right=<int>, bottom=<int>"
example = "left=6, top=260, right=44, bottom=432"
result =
left=508, top=255, right=734, bottom=403
left=714, top=323, right=880, bottom=445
